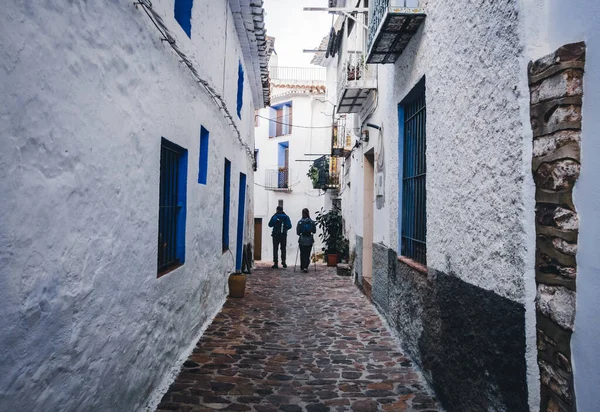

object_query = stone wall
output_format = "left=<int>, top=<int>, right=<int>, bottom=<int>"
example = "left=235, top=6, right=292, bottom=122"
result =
left=528, top=42, right=585, bottom=412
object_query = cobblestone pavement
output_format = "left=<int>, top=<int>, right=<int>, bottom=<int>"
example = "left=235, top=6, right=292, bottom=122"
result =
left=156, top=263, right=439, bottom=412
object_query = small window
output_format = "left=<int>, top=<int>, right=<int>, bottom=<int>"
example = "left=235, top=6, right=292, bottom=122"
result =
left=237, top=61, right=244, bottom=119
left=198, top=126, right=209, bottom=184
left=222, top=159, right=231, bottom=252
left=278, top=199, right=283, bottom=208
left=174, top=0, right=193, bottom=38
left=253, top=149, right=259, bottom=172
left=400, top=79, right=426, bottom=265
left=158, top=138, right=188, bottom=276
left=269, top=102, right=292, bottom=138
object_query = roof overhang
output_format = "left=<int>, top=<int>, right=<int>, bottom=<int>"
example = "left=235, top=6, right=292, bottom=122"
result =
left=229, top=0, right=272, bottom=107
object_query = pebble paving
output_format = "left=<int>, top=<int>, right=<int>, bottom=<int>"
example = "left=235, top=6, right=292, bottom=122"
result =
left=156, top=263, right=439, bottom=412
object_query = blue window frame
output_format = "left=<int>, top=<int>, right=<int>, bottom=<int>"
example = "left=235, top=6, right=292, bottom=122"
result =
left=158, top=138, right=188, bottom=275
left=237, top=61, right=244, bottom=119
left=198, top=126, right=209, bottom=184
left=399, top=79, right=426, bottom=265
left=174, top=0, right=193, bottom=38
left=235, top=173, right=247, bottom=271
left=277, top=141, right=289, bottom=188
left=269, top=102, right=292, bottom=138
left=222, top=159, right=231, bottom=251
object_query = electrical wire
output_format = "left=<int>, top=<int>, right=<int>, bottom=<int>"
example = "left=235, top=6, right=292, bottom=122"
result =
left=134, top=1, right=255, bottom=160
left=256, top=114, right=333, bottom=129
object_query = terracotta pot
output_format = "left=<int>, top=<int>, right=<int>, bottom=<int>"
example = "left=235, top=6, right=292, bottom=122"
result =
left=327, top=254, right=340, bottom=267
left=228, top=272, right=246, bottom=298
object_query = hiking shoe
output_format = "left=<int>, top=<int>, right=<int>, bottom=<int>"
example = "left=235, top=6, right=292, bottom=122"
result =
left=271, top=264, right=278, bottom=269
left=282, top=263, right=287, bottom=268
left=303, top=269, right=308, bottom=273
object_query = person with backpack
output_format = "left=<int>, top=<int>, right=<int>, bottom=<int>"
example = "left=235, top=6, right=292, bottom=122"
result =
left=296, top=208, right=317, bottom=273
left=268, top=206, right=292, bottom=268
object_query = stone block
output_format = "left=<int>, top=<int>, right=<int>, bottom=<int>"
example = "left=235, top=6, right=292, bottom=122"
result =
left=536, top=285, right=576, bottom=331
left=531, top=69, right=583, bottom=105
left=539, top=358, right=573, bottom=404
left=529, top=42, right=586, bottom=78
left=536, top=204, right=578, bottom=231
left=533, top=130, right=580, bottom=158
left=534, top=159, right=580, bottom=191
left=551, top=238, right=577, bottom=257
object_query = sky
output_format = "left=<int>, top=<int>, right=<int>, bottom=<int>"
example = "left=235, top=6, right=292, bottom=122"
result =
left=263, top=0, right=333, bottom=68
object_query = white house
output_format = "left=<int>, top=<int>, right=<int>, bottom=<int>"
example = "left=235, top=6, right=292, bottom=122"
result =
left=0, top=1, right=270, bottom=411
left=253, top=57, right=335, bottom=265
left=312, top=0, right=600, bottom=411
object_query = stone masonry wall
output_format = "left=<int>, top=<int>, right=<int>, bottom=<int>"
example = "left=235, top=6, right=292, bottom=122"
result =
left=528, top=42, right=585, bottom=412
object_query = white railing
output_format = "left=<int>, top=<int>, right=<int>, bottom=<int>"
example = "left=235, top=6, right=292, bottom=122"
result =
left=270, top=66, right=326, bottom=83
left=336, top=52, right=377, bottom=103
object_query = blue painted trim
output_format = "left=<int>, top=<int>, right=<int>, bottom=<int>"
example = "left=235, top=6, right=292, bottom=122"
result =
left=174, top=0, right=193, bottom=38
left=237, top=61, right=244, bottom=119
left=397, top=104, right=405, bottom=253
left=198, top=126, right=209, bottom=184
left=235, top=173, right=247, bottom=271
left=176, top=149, right=188, bottom=263
left=278, top=141, right=289, bottom=167
left=223, top=159, right=231, bottom=250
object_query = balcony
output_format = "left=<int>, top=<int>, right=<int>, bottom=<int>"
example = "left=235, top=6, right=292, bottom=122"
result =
left=309, top=156, right=340, bottom=191
left=336, top=53, right=377, bottom=114
left=270, top=66, right=326, bottom=85
left=265, top=168, right=291, bottom=191
left=367, top=0, right=426, bottom=64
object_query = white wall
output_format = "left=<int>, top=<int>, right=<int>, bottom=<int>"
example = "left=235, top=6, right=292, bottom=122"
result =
left=254, top=91, right=331, bottom=262
left=526, top=2, right=600, bottom=410
left=0, top=1, right=259, bottom=411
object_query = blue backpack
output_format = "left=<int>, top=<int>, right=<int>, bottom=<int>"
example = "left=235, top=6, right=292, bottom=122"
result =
left=299, top=219, right=314, bottom=236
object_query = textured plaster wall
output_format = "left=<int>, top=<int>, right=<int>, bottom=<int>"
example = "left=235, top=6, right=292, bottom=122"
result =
left=337, top=0, right=539, bottom=408
left=0, top=1, right=257, bottom=411
left=254, top=92, right=330, bottom=261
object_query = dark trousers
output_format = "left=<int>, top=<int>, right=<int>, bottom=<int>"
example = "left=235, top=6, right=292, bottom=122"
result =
left=300, top=245, right=312, bottom=270
left=272, top=234, right=287, bottom=264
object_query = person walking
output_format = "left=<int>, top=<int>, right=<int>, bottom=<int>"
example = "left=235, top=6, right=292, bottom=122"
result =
left=296, top=208, right=317, bottom=273
left=268, top=206, right=292, bottom=268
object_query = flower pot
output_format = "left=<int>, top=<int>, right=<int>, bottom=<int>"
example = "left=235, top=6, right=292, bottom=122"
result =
left=228, top=272, right=246, bottom=298
left=327, top=253, right=340, bottom=267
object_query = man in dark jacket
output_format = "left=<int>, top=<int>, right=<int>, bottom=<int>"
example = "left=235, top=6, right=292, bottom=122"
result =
left=268, top=206, right=292, bottom=268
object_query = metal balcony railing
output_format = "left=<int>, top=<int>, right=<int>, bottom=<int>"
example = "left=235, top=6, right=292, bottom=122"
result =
left=367, top=0, right=425, bottom=64
left=270, top=66, right=326, bottom=83
left=265, top=168, right=291, bottom=191
left=336, top=52, right=377, bottom=114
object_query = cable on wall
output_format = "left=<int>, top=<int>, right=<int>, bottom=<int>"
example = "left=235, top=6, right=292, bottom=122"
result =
left=256, top=114, right=334, bottom=129
left=134, top=0, right=255, bottom=161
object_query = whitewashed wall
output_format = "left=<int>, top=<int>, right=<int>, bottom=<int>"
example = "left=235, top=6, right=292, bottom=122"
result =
left=0, top=1, right=259, bottom=411
left=519, top=1, right=600, bottom=410
left=254, top=91, right=331, bottom=263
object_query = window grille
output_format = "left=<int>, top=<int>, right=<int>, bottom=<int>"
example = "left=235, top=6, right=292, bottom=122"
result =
left=401, top=90, right=426, bottom=265
left=158, top=138, right=187, bottom=274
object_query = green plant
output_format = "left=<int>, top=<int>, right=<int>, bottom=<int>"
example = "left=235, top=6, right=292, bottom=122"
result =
left=306, top=165, right=319, bottom=188
left=315, top=207, right=347, bottom=257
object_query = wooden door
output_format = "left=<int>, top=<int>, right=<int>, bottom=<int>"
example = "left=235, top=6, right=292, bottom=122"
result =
left=254, top=218, right=262, bottom=260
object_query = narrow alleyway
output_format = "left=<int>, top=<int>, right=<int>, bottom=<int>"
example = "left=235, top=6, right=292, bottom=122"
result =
left=156, top=263, right=439, bottom=412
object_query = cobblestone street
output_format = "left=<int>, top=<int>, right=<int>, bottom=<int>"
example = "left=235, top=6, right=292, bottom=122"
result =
left=156, top=263, right=439, bottom=412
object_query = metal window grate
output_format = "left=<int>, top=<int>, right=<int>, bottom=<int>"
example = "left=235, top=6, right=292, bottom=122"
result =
left=158, top=141, right=184, bottom=272
left=401, top=91, right=426, bottom=265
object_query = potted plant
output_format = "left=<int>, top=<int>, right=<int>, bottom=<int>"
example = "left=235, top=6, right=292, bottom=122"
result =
left=307, top=165, right=319, bottom=189
left=315, top=207, right=347, bottom=266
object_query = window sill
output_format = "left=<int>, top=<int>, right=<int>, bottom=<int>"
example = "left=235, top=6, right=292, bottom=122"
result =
left=157, top=262, right=184, bottom=278
left=397, top=256, right=427, bottom=275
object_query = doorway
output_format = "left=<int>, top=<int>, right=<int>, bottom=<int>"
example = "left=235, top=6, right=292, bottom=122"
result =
left=363, top=150, right=375, bottom=282
left=235, top=173, right=247, bottom=271
left=254, top=218, right=262, bottom=261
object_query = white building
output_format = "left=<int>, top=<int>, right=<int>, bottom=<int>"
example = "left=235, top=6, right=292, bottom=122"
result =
left=253, top=59, right=335, bottom=264
left=0, top=1, right=270, bottom=411
left=313, top=0, right=600, bottom=411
